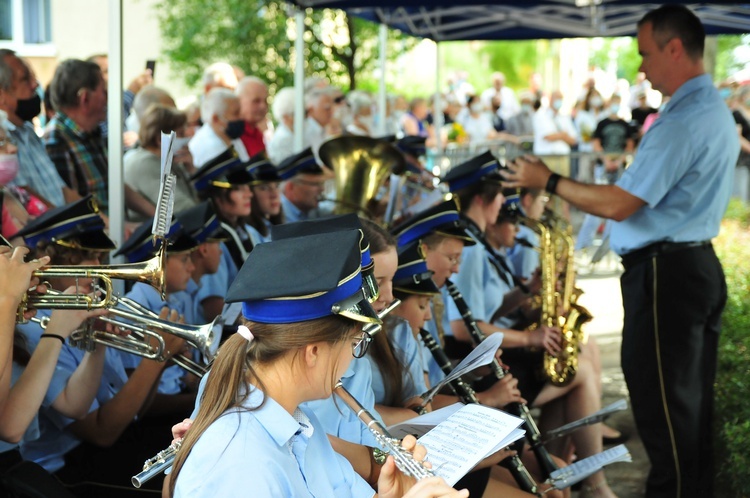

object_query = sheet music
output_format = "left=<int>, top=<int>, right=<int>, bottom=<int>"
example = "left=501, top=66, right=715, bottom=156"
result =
left=416, top=403, right=525, bottom=486
left=388, top=403, right=465, bottom=439
left=421, top=332, right=503, bottom=403
left=152, top=131, right=178, bottom=237
left=548, top=444, right=631, bottom=489
left=543, top=399, right=628, bottom=442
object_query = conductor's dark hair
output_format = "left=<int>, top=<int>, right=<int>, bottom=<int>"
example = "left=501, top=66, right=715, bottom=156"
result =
left=50, top=59, right=102, bottom=110
left=638, top=5, right=705, bottom=60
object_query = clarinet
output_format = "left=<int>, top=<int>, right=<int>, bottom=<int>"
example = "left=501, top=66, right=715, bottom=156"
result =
left=445, top=279, right=558, bottom=480
left=334, top=382, right=435, bottom=480
left=418, top=328, right=479, bottom=404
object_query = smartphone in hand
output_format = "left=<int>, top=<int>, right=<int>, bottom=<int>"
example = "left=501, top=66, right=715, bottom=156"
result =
left=146, top=60, right=156, bottom=78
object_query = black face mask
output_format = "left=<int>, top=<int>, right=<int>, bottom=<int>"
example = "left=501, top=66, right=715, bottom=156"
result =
left=15, top=94, right=42, bottom=122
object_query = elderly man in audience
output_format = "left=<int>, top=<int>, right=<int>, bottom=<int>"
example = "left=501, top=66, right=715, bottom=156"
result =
left=44, top=59, right=153, bottom=217
left=266, top=87, right=295, bottom=165
left=235, top=76, right=268, bottom=157
left=304, top=86, right=334, bottom=151
left=201, top=62, right=238, bottom=95
left=0, top=49, right=69, bottom=208
left=346, top=91, right=374, bottom=136
left=189, top=88, right=248, bottom=167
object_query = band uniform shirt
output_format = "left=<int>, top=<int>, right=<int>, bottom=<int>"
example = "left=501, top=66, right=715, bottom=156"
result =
left=114, top=282, right=192, bottom=395
left=174, top=386, right=375, bottom=498
left=447, top=235, right=511, bottom=327
left=611, top=74, right=740, bottom=255
left=17, top=311, right=128, bottom=472
left=507, top=224, right=539, bottom=281
left=45, top=111, right=109, bottom=211
left=194, top=243, right=239, bottom=309
left=0, top=363, right=41, bottom=455
left=420, top=286, right=457, bottom=387
left=366, top=318, right=429, bottom=406
left=302, top=360, right=380, bottom=449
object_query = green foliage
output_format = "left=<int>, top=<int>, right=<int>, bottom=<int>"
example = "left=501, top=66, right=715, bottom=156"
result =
left=588, top=37, right=640, bottom=83
left=713, top=212, right=750, bottom=496
left=715, top=34, right=750, bottom=83
left=155, top=0, right=416, bottom=94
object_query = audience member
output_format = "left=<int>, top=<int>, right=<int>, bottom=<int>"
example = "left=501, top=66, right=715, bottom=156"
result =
left=266, top=87, right=295, bottom=165
left=235, top=76, right=268, bottom=157
left=189, top=87, right=248, bottom=167
left=481, top=71, right=520, bottom=121
left=304, top=87, right=334, bottom=151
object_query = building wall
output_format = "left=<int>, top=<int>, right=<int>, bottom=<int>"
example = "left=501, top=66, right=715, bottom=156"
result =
left=22, top=0, right=197, bottom=109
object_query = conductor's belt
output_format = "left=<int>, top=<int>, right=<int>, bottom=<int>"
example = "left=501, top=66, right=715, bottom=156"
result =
left=621, top=240, right=712, bottom=269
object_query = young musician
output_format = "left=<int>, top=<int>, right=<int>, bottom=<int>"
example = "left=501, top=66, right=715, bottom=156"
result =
left=169, top=230, right=460, bottom=497
left=442, top=154, right=617, bottom=498
left=245, top=153, right=284, bottom=243
left=13, top=196, right=186, bottom=496
left=190, top=148, right=256, bottom=322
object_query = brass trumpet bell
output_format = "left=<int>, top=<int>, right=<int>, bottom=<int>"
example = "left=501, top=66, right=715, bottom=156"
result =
left=318, top=136, right=407, bottom=217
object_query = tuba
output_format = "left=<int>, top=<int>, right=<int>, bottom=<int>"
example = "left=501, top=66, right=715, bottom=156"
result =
left=16, top=242, right=166, bottom=322
left=318, top=136, right=407, bottom=218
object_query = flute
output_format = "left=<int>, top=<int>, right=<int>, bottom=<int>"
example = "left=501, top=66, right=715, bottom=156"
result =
left=131, top=440, right=181, bottom=488
left=334, top=382, right=434, bottom=480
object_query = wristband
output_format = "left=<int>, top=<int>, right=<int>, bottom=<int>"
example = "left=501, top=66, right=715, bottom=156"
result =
left=40, top=333, right=66, bottom=345
left=545, top=173, right=562, bottom=195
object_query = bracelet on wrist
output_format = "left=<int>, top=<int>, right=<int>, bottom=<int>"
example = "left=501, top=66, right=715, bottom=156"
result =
left=40, top=333, right=66, bottom=345
left=545, top=173, right=562, bottom=195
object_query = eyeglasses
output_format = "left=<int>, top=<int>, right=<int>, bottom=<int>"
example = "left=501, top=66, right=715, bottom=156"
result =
left=438, top=252, right=461, bottom=266
left=351, top=332, right=372, bottom=359
left=293, top=178, right=326, bottom=189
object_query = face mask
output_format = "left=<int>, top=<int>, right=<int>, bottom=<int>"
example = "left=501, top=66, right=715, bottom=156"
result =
left=224, top=119, right=245, bottom=139
left=15, top=94, right=42, bottom=122
left=470, top=103, right=484, bottom=114
left=589, top=97, right=603, bottom=108
left=610, top=104, right=620, bottom=114
left=0, top=154, right=19, bottom=185
left=172, top=136, right=190, bottom=151
left=552, top=99, right=563, bottom=111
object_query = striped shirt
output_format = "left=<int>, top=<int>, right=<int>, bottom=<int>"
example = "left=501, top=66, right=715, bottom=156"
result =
left=6, top=120, right=66, bottom=207
left=45, top=112, right=109, bottom=211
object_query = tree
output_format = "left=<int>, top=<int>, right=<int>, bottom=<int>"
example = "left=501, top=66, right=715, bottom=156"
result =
left=156, top=0, right=418, bottom=93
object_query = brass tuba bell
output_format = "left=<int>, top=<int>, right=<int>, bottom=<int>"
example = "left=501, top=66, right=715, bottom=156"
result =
left=318, top=136, right=407, bottom=218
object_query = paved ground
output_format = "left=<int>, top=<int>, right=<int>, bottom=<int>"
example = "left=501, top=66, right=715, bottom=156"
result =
left=573, top=259, right=649, bottom=498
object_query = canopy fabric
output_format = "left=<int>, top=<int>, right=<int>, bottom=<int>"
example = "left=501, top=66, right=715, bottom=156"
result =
left=289, top=1, right=750, bottom=40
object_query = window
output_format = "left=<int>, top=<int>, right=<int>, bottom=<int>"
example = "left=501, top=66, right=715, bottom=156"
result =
left=0, top=0, right=54, bottom=55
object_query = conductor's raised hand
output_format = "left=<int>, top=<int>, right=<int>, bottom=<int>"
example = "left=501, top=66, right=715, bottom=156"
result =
left=502, top=156, right=553, bottom=190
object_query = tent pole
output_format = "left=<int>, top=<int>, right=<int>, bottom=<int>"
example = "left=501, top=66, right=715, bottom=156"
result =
left=108, top=0, right=125, bottom=290
left=433, top=41, right=443, bottom=152
left=294, top=8, right=306, bottom=153
left=377, top=23, right=387, bottom=137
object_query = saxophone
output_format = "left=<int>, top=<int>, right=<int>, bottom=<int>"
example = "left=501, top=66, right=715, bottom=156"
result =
left=520, top=215, right=581, bottom=387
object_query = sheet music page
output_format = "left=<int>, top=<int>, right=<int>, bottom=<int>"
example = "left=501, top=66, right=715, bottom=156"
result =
left=416, top=403, right=524, bottom=486
left=387, top=403, right=465, bottom=439
left=421, top=332, right=503, bottom=403
left=549, top=444, right=631, bottom=489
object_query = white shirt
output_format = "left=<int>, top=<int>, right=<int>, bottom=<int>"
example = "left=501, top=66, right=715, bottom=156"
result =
left=267, top=122, right=295, bottom=165
left=189, top=124, right=249, bottom=167
left=304, top=115, right=327, bottom=153
left=481, top=86, right=520, bottom=121
left=459, top=112, right=495, bottom=144
left=532, top=108, right=578, bottom=155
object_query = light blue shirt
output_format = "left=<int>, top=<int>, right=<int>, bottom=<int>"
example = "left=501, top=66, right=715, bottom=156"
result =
left=0, top=362, right=41, bottom=455
left=174, top=385, right=375, bottom=498
left=17, top=311, right=129, bottom=472
left=115, top=282, right=191, bottom=395
left=611, top=74, right=740, bottom=255
left=448, top=236, right=511, bottom=326
left=366, top=318, right=428, bottom=405
left=303, top=360, right=380, bottom=448
left=281, top=193, right=309, bottom=223
left=507, top=224, right=539, bottom=280
left=247, top=223, right=272, bottom=244
left=421, top=287, right=457, bottom=387
left=195, top=243, right=238, bottom=308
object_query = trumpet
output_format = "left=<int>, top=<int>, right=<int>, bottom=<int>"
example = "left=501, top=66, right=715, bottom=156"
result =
left=74, top=294, right=220, bottom=377
left=17, top=243, right=166, bottom=323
